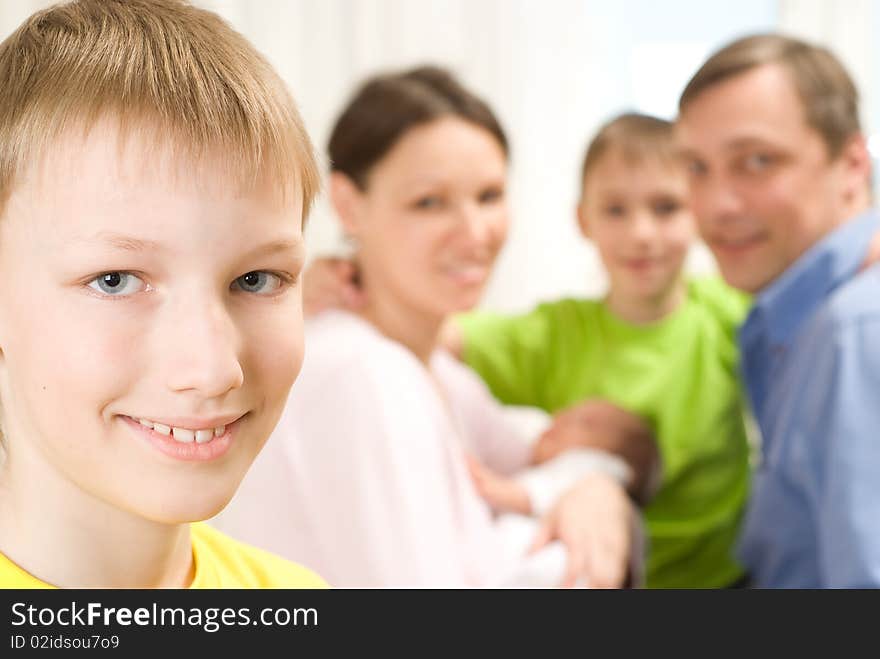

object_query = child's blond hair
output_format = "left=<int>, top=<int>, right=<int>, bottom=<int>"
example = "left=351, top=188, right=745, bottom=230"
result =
left=0, top=0, right=319, bottom=217
left=580, top=113, right=680, bottom=195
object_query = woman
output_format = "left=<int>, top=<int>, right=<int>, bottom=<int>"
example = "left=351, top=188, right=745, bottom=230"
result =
left=213, top=67, right=640, bottom=587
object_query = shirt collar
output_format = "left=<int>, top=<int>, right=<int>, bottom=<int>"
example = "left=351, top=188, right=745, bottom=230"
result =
left=742, top=209, right=879, bottom=351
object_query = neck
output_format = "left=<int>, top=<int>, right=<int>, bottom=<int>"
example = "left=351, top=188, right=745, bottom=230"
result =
left=357, top=281, right=443, bottom=366
left=844, top=189, right=872, bottom=224
left=605, top=278, right=687, bottom=325
left=0, top=447, right=194, bottom=588
left=797, top=194, right=872, bottom=266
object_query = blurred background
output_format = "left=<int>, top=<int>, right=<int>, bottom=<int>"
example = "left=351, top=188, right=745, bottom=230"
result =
left=2, top=0, right=877, bottom=312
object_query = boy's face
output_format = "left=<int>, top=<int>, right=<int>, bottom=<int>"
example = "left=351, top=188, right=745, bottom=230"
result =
left=677, top=63, right=865, bottom=293
left=578, top=151, right=694, bottom=305
left=0, top=123, right=306, bottom=523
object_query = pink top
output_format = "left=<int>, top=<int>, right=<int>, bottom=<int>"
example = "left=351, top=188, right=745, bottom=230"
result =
left=213, top=311, right=537, bottom=587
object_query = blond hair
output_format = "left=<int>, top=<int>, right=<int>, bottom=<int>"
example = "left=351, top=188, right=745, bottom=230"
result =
left=679, top=33, right=860, bottom=158
left=580, top=113, right=679, bottom=193
left=0, top=0, right=319, bottom=217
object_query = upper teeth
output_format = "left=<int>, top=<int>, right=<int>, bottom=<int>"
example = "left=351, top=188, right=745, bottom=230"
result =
left=137, top=418, right=226, bottom=443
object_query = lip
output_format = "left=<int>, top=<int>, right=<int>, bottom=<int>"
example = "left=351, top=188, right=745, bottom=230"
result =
left=443, top=264, right=491, bottom=286
left=710, top=234, right=767, bottom=258
left=625, top=258, right=656, bottom=268
left=621, top=257, right=661, bottom=273
left=131, top=414, right=244, bottom=431
left=122, top=413, right=245, bottom=462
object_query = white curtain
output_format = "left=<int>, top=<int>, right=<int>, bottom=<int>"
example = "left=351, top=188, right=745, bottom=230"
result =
left=779, top=0, right=875, bottom=134
left=778, top=0, right=878, bottom=196
left=9, top=1, right=873, bottom=312
left=197, top=0, right=623, bottom=310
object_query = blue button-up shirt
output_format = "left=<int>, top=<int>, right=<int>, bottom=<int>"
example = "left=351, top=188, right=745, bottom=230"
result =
left=738, top=209, right=880, bottom=588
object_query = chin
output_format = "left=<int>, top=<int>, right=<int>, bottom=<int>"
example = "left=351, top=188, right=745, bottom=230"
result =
left=623, top=281, right=668, bottom=302
left=447, top=293, right=483, bottom=314
left=718, top=262, right=771, bottom=294
left=425, top=286, right=479, bottom=316
left=132, top=485, right=238, bottom=525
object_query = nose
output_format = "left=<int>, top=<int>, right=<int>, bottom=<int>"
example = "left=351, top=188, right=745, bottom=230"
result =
left=457, top=200, right=507, bottom=248
left=692, top=173, right=744, bottom=229
left=630, top=209, right=659, bottom=244
left=162, top=294, right=244, bottom=398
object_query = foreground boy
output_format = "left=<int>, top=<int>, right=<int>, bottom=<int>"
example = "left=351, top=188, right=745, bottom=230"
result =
left=0, top=0, right=325, bottom=588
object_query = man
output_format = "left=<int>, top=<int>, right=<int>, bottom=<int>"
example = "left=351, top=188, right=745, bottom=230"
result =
left=677, top=34, right=880, bottom=587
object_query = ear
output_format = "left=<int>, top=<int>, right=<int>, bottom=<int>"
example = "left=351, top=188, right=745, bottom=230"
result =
left=576, top=200, right=591, bottom=240
left=329, top=172, right=365, bottom=238
left=836, top=134, right=872, bottom=205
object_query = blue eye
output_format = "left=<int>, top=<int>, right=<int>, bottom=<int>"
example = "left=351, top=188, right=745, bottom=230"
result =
left=686, top=160, right=707, bottom=177
left=743, top=153, right=774, bottom=172
left=478, top=187, right=505, bottom=204
left=233, top=271, right=283, bottom=294
left=413, top=196, right=443, bottom=210
left=87, top=272, right=146, bottom=296
left=653, top=200, right=681, bottom=216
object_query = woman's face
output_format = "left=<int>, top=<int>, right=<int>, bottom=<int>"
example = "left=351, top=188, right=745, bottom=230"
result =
left=345, top=117, right=509, bottom=319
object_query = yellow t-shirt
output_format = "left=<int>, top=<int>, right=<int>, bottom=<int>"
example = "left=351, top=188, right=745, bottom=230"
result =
left=0, top=522, right=327, bottom=588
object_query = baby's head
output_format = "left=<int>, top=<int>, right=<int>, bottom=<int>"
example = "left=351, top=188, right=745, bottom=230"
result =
left=577, top=114, right=695, bottom=313
left=0, top=0, right=318, bottom=523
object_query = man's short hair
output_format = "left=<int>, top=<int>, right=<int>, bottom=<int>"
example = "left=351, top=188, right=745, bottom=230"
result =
left=679, top=33, right=860, bottom=158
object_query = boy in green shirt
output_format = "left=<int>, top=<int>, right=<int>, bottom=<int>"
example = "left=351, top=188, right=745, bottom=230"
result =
left=457, top=114, right=752, bottom=588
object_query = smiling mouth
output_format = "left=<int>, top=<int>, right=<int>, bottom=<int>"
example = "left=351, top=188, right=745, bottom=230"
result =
left=712, top=234, right=767, bottom=254
left=122, top=413, right=246, bottom=461
left=442, top=263, right=491, bottom=285
left=621, top=256, right=664, bottom=273
left=128, top=416, right=229, bottom=444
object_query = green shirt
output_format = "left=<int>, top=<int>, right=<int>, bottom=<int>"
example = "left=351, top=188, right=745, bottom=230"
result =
left=459, top=278, right=752, bottom=588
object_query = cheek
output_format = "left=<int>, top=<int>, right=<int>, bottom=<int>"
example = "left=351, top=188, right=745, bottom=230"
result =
left=666, top=217, right=696, bottom=253
left=9, top=293, right=138, bottom=400
left=403, top=222, right=454, bottom=271
left=241, top=303, right=304, bottom=400
left=368, top=214, right=434, bottom=268
left=591, top=222, right=624, bottom=254
left=688, top=182, right=711, bottom=217
left=489, top=203, right=511, bottom=247
left=743, top=173, right=807, bottom=222
left=0, top=292, right=137, bottom=460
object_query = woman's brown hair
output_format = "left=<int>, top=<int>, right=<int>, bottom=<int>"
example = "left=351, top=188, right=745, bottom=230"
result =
left=328, top=65, right=508, bottom=189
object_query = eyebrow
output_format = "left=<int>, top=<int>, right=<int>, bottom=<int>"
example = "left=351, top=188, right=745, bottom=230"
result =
left=396, top=174, right=506, bottom=193
left=394, top=178, right=447, bottom=193
left=723, top=137, right=778, bottom=151
left=242, top=239, right=306, bottom=260
left=678, top=135, right=780, bottom=161
left=76, top=231, right=165, bottom=253
left=73, top=233, right=305, bottom=260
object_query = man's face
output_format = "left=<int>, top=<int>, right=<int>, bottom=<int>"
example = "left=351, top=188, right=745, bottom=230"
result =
left=677, top=63, right=862, bottom=293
